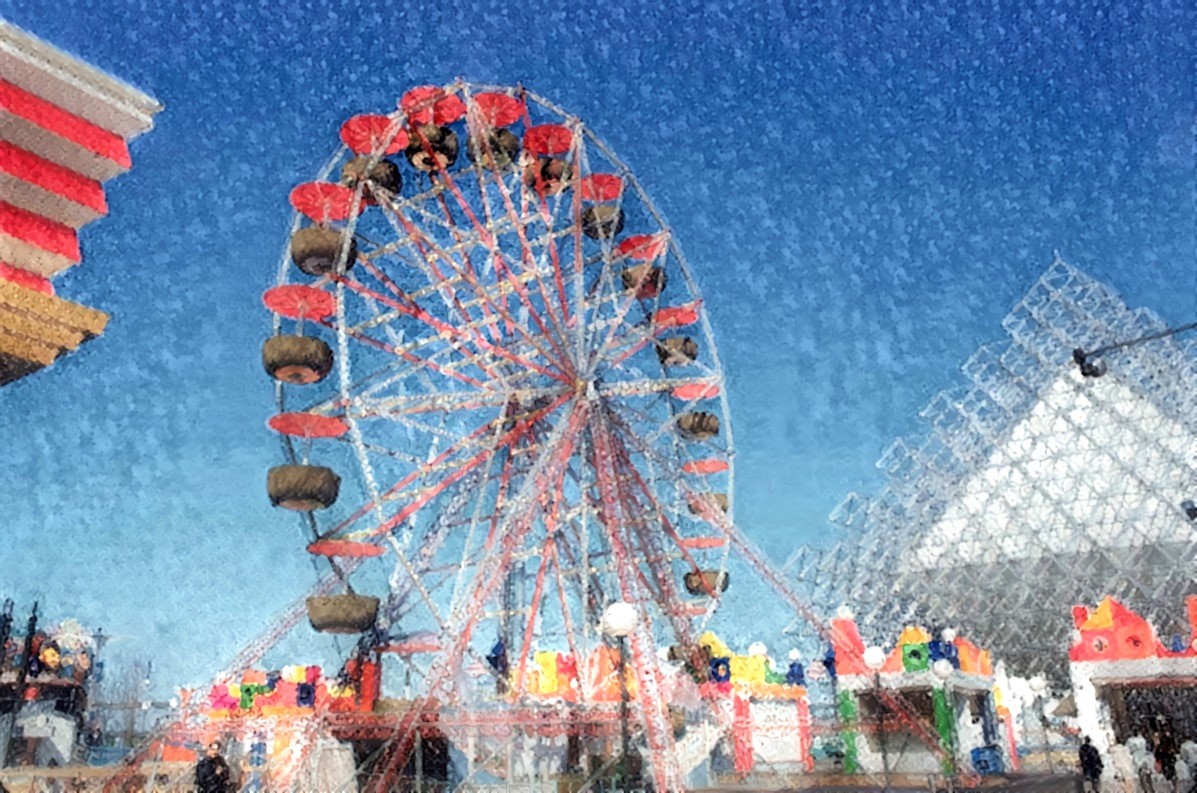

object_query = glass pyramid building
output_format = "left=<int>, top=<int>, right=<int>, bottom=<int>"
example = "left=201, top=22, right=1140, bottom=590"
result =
left=786, top=257, right=1197, bottom=679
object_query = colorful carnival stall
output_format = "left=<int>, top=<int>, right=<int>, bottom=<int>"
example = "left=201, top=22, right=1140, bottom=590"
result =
left=689, top=632, right=814, bottom=777
left=1069, top=595, right=1197, bottom=756
left=160, top=660, right=375, bottom=790
left=481, top=631, right=815, bottom=779
left=829, top=610, right=1017, bottom=777
left=172, top=633, right=813, bottom=788
left=0, top=617, right=98, bottom=767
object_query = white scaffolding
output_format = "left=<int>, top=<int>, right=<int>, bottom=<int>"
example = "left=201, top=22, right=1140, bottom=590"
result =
left=787, top=257, right=1197, bottom=679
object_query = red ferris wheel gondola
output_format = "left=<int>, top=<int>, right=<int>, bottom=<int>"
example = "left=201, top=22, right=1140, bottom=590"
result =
left=400, top=85, right=467, bottom=126
left=471, top=92, right=524, bottom=127
left=339, top=114, right=409, bottom=155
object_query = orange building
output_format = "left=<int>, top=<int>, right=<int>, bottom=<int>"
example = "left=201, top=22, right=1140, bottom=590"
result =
left=0, top=21, right=160, bottom=384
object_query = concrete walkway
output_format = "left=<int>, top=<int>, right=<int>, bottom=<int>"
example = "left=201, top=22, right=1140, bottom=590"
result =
left=694, top=775, right=1084, bottom=792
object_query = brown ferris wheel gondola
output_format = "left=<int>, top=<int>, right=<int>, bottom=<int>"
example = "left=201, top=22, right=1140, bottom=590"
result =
left=261, top=285, right=337, bottom=384
left=289, top=226, right=357, bottom=278
left=305, top=594, right=380, bottom=634
left=466, top=92, right=525, bottom=170
left=523, top=124, right=573, bottom=196
left=265, top=413, right=346, bottom=512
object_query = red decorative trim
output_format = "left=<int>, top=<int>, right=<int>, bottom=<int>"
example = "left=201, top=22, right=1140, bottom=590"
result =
left=0, top=201, right=81, bottom=261
left=0, top=142, right=107, bottom=214
left=0, top=262, right=53, bottom=295
left=0, top=80, right=131, bottom=169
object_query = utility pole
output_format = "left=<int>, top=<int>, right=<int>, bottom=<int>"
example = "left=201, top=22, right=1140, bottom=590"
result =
left=0, top=599, right=13, bottom=769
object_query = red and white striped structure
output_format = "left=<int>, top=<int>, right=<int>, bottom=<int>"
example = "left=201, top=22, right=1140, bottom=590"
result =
left=0, top=21, right=160, bottom=383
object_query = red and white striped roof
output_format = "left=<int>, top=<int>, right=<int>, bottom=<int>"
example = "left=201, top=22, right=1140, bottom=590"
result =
left=0, top=22, right=158, bottom=284
left=0, top=21, right=159, bottom=383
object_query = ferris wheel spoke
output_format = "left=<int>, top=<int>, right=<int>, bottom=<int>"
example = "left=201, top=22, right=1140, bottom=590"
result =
left=315, top=315, right=492, bottom=390
left=350, top=391, right=573, bottom=541
left=547, top=539, right=587, bottom=697
left=568, top=158, right=590, bottom=370
left=384, top=400, right=591, bottom=769
left=336, top=275, right=571, bottom=386
left=527, top=141, right=579, bottom=334
left=510, top=533, right=556, bottom=697
left=378, top=189, right=496, bottom=345
left=467, top=132, right=577, bottom=359
left=424, top=150, right=577, bottom=369
left=320, top=411, right=514, bottom=540
left=606, top=414, right=724, bottom=604
left=385, top=458, right=500, bottom=621
left=596, top=375, right=721, bottom=399
left=340, top=318, right=536, bottom=398
left=585, top=254, right=668, bottom=377
left=430, top=189, right=510, bottom=346
left=507, top=448, right=575, bottom=698
left=553, top=527, right=607, bottom=622
left=352, top=388, right=522, bottom=419
left=394, top=200, right=578, bottom=381
left=587, top=410, right=679, bottom=791
left=359, top=413, right=485, bottom=453
left=289, top=359, right=409, bottom=417
left=448, top=445, right=521, bottom=611
left=605, top=398, right=727, bottom=488
left=364, top=214, right=577, bottom=387
left=457, top=91, right=538, bottom=347
left=345, top=237, right=502, bottom=381
left=354, top=250, right=496, bottom=361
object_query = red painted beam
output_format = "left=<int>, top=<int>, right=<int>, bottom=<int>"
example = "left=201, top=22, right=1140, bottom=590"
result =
left=0, top=79, right=130, bottom=168
left=0, top=142, right=107, bottom=228
left=0, top=200, right=80, bottom=277
left=0, top=80, right=131, bottom=179
left=0, top=262, right=53, bottom=295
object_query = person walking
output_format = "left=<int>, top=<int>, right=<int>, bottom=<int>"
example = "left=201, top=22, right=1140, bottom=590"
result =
left=195, top=740, right=231, bottom=793
left=1079, top=736, right=1105, bottom=792
left=1157, top=729, right=1180, bottom=792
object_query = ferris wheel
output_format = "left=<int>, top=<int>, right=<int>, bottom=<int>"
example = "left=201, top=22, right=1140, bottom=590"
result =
left=261, top=82, right=744, bottom=790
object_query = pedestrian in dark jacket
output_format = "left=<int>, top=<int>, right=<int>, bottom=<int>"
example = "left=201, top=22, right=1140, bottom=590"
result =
left=196, top=740, right=231, bottom=793
left=1079, top=736, right=1104, bottom=792
left=1156, top=729, right=1178, bottom=786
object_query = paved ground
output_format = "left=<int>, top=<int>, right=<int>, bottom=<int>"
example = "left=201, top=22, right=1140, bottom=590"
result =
left=695, top=776, right=1084, bottom=793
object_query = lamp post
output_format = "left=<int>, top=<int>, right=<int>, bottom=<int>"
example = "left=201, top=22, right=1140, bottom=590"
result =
left=602, top=602, right=637, bottom=790
left=1029, top=676, right=1053, bottom=774
left=863, top=645, right=889, bottom=791
left=932, top=658, right=956, bottom=777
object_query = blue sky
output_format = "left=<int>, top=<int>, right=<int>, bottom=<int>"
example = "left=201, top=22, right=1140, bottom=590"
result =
left=0, top=0, right=1192, bottom=695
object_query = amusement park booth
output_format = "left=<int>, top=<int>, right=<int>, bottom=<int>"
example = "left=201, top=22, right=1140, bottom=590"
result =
left=176, top=631, right=818, bottom=790
left=829, top=610, right=1016, bottom=778
left=0, top=618, right=96, bottom=768
left=686, top=632, right=815, bottom=782
left=1068, top=595, right=1197, bottom=754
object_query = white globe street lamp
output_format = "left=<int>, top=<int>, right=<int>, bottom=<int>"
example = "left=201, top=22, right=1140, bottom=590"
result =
left=601, top=601, right=637, bottom=639
left=932, top=659, right=954, bottom=681
left=602, top=602, right=637, bottom=788
left=1028, top=676, right=1053, bottom=773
